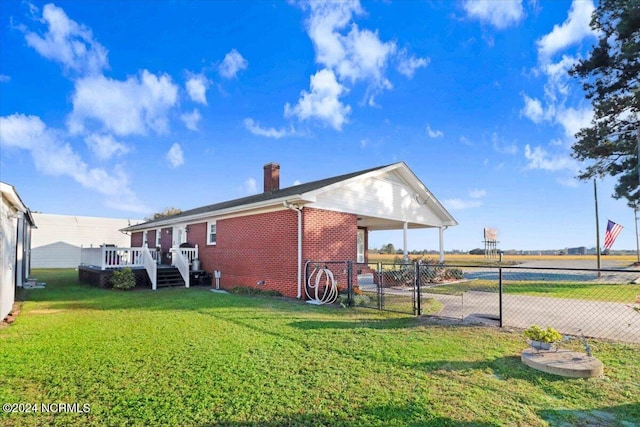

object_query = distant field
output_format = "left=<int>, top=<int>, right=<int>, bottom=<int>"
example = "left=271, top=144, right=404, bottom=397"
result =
left=368, top=253, right=638, bottom=265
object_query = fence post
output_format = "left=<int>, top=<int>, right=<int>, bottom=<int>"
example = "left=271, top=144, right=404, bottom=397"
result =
left=347, top=261, right=354, bottom=307
left=415, top=261, right=422, bottom=316
left=498, top=267, right=503, bottom=327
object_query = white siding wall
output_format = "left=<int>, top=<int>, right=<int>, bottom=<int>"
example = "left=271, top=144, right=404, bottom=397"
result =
left=310, top=171, right=444, bottom=227
left=0, top=203, right=17, bottom=320
left=31, top=214, right=143, bottom=268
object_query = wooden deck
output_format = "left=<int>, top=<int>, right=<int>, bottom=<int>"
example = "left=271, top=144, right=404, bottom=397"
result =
left=78, top=265, right=211, bottom=289
left=78, top=265, right=153, bottom=288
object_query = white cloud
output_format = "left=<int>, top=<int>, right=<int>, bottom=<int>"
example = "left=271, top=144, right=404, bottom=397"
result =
left=0, top=74, right=10, bottom=83
left=24, top=3, right=108, bottom=75
left=68, top=70, right=179, bottom=136
left=555, top=106, right=593, bottom=140
left=219, top=49, right=248, bottom=79
left=284, top=68, right=351, bottom=130
left=469, top=189, right=487, bottom=199
left=443, top=198, right=483, bottom=210
left=186, top=75, right=209, bottom=105
left=463, top=0, right=524, bottom=29
left=305, top=1, right=362, bottom=70
left=536, top=0, right=596, bottom=60
left=491, top=132, right=518, bottom=155
left=521, top=94, right=545, bottom=123
left=85, top=133, right=129, bottom=160
left=243, top=118, right=294, bottom=139
left=166, top=143, right=184, bottom=168
left=244, top=177, right=257, bottom=194
left=396, top=49, right=429, bottom=78
left=305, top=1, right=396, bottom=102
left=426, top=124, right=444, bottom=139
left=443, top=188, right=486, bottom=211
left=524, top=144, right=578, bottom=172
left=181, top=109, right=202, bottom=131
left=0, top=113, right=147, bottom=213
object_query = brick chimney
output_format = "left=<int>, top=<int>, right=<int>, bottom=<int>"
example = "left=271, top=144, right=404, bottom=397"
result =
left=263, top=162, right=280, bottom=192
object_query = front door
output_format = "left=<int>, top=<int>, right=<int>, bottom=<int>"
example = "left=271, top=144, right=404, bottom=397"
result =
left=173, top=226, right=187, bottom=247
left=357, top=229, right=365, bottom=263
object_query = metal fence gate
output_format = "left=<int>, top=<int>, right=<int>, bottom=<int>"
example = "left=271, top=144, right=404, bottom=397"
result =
left=305, top=260, right=640, bottom=343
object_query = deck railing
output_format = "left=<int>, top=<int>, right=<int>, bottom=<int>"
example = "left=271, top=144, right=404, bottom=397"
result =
left=141, top=245, right=157, bottom=290
left=80, top=246, right=159, bottom=270
left=170, top=248, right=190, bottom=288
left=178, top=245, right=198, bottom=264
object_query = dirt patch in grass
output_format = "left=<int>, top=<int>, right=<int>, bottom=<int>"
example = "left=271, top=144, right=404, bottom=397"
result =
left=0, top=301, right=23, bottom=328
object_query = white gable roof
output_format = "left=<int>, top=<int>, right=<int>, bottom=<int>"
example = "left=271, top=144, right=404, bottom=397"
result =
left=304, top=162, right=457, bottom=229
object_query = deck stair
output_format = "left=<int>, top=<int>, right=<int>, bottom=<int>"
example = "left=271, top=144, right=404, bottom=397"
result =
left=156, top=267, right=185, bottom=288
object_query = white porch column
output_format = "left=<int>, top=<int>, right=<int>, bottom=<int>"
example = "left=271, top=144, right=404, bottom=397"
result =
left=439, top=227, right=445, bottom=263
left=403, top=222, right=408, bottom=262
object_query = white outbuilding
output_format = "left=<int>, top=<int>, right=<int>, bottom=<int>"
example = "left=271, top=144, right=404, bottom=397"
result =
left=1, top=182, right=36, bottom=320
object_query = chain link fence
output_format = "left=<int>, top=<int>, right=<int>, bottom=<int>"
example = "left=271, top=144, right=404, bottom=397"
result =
left=306, top=260, right=640, bottom=343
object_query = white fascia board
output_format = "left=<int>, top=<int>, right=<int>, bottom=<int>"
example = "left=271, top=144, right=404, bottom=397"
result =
left=125, top=194, right=314, bottom=232
left=0, top=182, right=27, bottom=213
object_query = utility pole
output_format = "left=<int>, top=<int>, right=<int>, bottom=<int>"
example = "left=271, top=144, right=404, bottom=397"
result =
left=594, top=179, right=601, bottom=276
left=636, top=128, right=640, bottom=262
left=635, top=207, right=640, bottom=263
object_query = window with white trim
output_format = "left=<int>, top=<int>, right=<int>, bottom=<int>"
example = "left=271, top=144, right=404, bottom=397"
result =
left=155, top=229, right=161, bottom=247
left=207, top=221, right=217, bottom=245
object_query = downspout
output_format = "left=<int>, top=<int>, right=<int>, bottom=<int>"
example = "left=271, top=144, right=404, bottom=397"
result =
left=284, top=201, right=303, bottom=299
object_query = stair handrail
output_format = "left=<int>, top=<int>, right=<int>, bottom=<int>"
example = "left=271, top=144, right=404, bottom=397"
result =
left=170, top=247, right=190, bottom=288
left=142, top=244, right=158, bottom=290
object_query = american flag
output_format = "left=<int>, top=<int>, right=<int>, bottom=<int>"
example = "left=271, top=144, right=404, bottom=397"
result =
left=603, top=220, right=623, bottom=250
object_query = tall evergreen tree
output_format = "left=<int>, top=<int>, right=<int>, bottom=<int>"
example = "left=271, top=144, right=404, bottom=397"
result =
left=570, top=0, right=640, bottom=205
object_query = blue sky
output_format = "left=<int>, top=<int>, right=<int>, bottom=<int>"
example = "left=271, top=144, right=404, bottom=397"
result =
left=0, top=0, right=636, bottom=252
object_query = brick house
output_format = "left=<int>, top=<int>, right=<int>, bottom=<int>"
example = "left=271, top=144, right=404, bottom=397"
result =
left=122, top=162, right=457, bottom=298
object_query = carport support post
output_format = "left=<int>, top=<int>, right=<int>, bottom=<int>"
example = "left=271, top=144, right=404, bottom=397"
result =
left=415, top=262, right=422, bottom=316
left=403, top=222, right=409, bottom=263
left=439, top=227, right=445, bottom=263
left=498, top=267, right=503, bottom=327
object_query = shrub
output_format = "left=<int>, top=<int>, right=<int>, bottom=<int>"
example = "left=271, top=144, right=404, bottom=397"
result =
left=110, top=268, right=136, bottom=290
left=338, top=293, right=371, bottom=307
left=523, top=325, right=562, bottom=343
left=229, top=286, right=283, bottom=297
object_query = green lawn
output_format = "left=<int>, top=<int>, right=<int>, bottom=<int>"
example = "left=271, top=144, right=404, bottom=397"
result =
left=1, top=269, right=639, bottom=426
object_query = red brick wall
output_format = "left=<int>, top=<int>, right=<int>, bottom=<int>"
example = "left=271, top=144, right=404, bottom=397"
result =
left=127, top=207, right=359, bottom=299
left=302, top=208, right=357, bottom=261
left=131, top=232, right=143, bottom=247
left=194, top=210, right=299, bottom=297
left=302, top=208, right=358, bottom=291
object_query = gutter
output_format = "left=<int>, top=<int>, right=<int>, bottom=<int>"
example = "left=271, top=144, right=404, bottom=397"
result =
left=283, top=201, right=303, bottom=299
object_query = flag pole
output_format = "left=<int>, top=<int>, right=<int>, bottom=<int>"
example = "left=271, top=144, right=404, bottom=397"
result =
left=594, top=179, right=601, bottom=276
